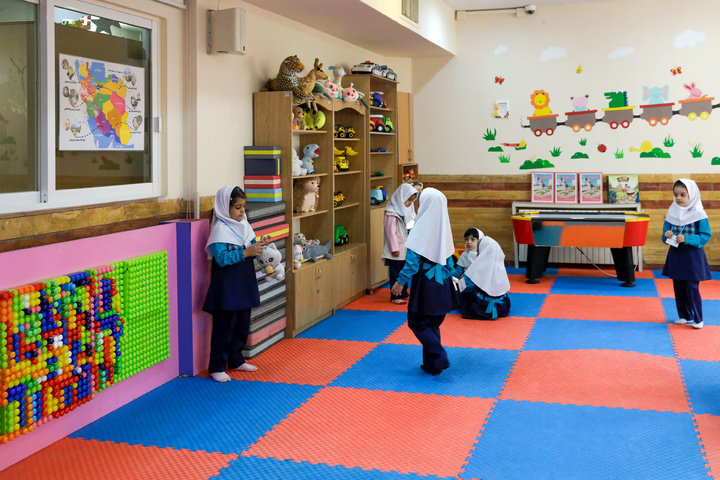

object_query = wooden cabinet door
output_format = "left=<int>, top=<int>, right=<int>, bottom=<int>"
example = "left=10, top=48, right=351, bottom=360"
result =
left=292, top=260, right=334, bottom=336
left=351, top=244, right=368, bottom=298
left=334, top=244, right=368, bottom=308
left=368, top=207, right=388, bottom=288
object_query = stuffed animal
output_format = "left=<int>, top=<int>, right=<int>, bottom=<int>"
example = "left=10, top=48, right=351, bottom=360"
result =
left=303, top=109, right=326, bottom=130
left=301, top=143, right=319, bottom=174
left=341, top=83, right=370, bottom=109
left=297, top=58, right=327, bottom=109
left=265, top=55, right=316, bottom=110
left=293, top=232, right=307, bottom=246
left=257, top=243, right=285, bottom=282
left=292, top=106, right=306, bottom=130
left=293, top=177, right=320, bottom=213
left=292, top=148, right=306, bottom=176
left=293, top=244, right=303, bottom=269
left=303, top=241, right=333, bottom=262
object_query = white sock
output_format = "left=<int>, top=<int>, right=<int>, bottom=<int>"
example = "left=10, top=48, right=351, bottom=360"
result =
left=233, top=363, right=257, bottom=372
left=210, top=372, right=231, bottom=382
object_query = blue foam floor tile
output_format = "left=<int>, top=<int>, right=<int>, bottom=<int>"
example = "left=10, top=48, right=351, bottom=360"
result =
left=462, top=399, right=709, bottom=480
left=216, top=456, right=447, bottom=480
left=297, top=310, right=407, bottom=342
left=506, top=267, right=557, bottom=276
left=506, top=292, right=546, bottom=318
left=679, top=359, right=720, bottom=415
left=662, top=298, right=720, bottom=326
left=524, top=318, right=676, bottom=357
left=70, top=377, right=320, bottom=454
left=329, top=343, right=518, bottom=398
left=550, top=276, right=658, bottom=297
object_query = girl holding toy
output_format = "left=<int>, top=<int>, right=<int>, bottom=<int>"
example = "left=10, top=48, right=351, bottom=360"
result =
left=456, top=234, right=511, bottom=320
left=203, top=185, right=270, bottom=382
left=382, top=183, right=418, bottom=304
left=662, top=179, right=711, bottom=329
left=391, top=188, right=456, bottom=375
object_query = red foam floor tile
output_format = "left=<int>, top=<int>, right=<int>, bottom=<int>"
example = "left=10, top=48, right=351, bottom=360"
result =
left=3, top=437, right=236, bottom=480
left=556, top=266, right=655, bottom=279
left=540, top=294, right=666, bottom=322
left=500, top=350, right=689, bottom=412
left=669, top=324, right=720, bottom=361
left=199, top=338, right=376, bottom=386
left=244, top=386, right=495, bottom=477
left=655, top=278, right=720, bottom=300
left=508, top=274, right=554, bottom=294
left=693, top=414, right=720, bottom=477
left=344, top=288, right=409, bottom=312
left=382, top=313, right=535, bottom=351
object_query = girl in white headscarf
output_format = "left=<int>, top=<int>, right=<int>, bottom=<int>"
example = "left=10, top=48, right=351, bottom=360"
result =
left=391, top=188, right=456, bottom=375
left=454, top=227, right=484, bottom=277
left=662, top=178, right=711, bottom=329
left=457, top=235, right=511, bottom=320
left=203, top=185, right=270, bottom=382
left=382, top=183, right=418, bottom=304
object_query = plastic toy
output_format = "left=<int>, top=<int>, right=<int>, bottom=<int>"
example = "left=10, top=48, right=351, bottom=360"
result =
left=370, top=186, right=387, bottom=205
left=344, top=145, right=359, bottom=156
left=380, top=65, right=397, bottom=81
left=371, top=171, right=384, bottom=177
left=292, top=148, right=306, bottom=176
left=334, top=225, right=349, bottom=246
left=370, top=92, right=388, bottom=108
left=335, top=125, right=345, bottom=138
left=334, top=191, right=345, bottom=207
left=334, top=156, right=349, bottom=172
left=346, top=126, right=356, bottom=138
left=382, top=117, right=394, bottom=132
left=371, top=148, right=387, bottom=153
left=301, top=143, right=319, bottom=174
left=293, top=244, right=303, bottom=269
left=292, top=106, right=306, bottom=130
left=351, top=61, right=383, bottom=76
left=257, top=242, right=285, bottom=282
left=303, top=241, right=334, bottom=262
left=403, top=169, right=416, bottom=182
left=334, top=146, right=345, bottom=155
left=370, top=116, right=387, bottom=132
left=293, top=177, right=320, bottom=213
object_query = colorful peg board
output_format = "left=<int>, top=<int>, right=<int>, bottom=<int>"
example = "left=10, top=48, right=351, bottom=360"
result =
left=0, top=251, right=170, bottom=444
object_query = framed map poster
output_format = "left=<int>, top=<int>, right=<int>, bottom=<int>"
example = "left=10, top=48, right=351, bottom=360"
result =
left=59, top=54, right=144, bottom=151
left=579, top=172, right=603, bottom=204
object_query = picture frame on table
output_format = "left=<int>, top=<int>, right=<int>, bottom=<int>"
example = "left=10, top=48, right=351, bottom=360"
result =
left=608, top=174, right=639, bottom=204
left=531, top=172, right=554, bottom=203
left=579, top=172, right=603, bottom=204
left=554, top=172, right=578, bottom=204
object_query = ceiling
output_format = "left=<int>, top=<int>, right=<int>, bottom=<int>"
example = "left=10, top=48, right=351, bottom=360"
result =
left=243, top=0, right=610, bottom=57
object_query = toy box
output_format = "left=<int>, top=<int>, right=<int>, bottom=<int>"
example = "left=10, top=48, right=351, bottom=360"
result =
left=554, top=172, right=578, bottom=204
left=244, top=146, right=281, bottom=176
left=579, top=172, right=603, bottom=204
left=531, top=172, right=554, bottom=203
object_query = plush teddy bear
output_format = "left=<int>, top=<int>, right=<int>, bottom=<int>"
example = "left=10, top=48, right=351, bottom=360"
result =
left=292, top=147, right=306, bottom=176
left=257, top=243, right=285, bottom=282
left=292, top=106, right=306, bottom=130
left=293, top=177, right=319, bottom=213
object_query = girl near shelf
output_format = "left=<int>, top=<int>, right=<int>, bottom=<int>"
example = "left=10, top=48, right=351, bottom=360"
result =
left=391, top=188, right=456, bottom=375
left=456, top=232, right=511, bottom=320
left=382, top=183, right=418, bottom=304
left=662, top=178, right=711, bottom=329
left=203, top=185, right=270, bottom=382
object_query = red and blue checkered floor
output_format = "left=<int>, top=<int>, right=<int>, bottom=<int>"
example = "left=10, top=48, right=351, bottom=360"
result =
left=7, top=267, right=720, bottom=479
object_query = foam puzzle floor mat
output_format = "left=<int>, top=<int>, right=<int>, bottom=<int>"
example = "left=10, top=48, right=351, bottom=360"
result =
left=5, top=268, right=720, bottom=479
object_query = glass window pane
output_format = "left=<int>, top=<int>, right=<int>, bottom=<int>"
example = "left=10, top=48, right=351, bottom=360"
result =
left=0, top=0, right=37, bottom=194
left=54, top=7, right=151, bottom=189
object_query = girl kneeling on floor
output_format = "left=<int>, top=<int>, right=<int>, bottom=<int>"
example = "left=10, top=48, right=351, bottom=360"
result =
left=457, top=234, right=511, bottom=320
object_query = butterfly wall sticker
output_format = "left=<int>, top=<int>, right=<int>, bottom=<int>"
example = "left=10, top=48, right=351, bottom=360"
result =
left=671, top=67, right=682, bottom=75
left=495, top=76, right=505, bottom=85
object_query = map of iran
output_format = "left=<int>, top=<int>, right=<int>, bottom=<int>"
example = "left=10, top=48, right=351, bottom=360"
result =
left=59, top=54, right=144, bottom=151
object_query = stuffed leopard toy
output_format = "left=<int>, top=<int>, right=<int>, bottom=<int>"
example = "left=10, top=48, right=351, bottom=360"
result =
left=265, top=55, right=317, bottom=111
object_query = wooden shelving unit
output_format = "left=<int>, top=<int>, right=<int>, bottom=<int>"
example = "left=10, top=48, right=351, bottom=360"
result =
left=253, top=91, right=368, bottom=337
left=344, top=74, right=399, bottom=290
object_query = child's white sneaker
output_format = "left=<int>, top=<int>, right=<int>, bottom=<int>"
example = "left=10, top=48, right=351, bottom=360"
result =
left=674, top=318, right=690, bottom=324
left=692, top=321, right=704, bottom=329
left=233, top=363, right=258, bottom=372
left=210, top=372, right=231, bottom=383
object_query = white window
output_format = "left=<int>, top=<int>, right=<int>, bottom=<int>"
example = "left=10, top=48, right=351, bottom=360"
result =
left=0, top=0, right=160, bottom=214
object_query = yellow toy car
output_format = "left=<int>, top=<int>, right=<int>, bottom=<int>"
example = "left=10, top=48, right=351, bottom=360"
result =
left=334, top=156, right=350, bottom=171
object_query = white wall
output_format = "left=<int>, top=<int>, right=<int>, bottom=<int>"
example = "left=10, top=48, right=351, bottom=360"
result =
left=413, top=0, right=720, bottom=175
left=192, top=0, right=413, bottom=199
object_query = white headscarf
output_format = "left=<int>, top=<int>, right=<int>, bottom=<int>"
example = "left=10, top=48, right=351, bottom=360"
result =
left=464, top=236, right=510, bottom=297
left=458, top=228, right=485, bottom=268
left=385, top=183, right=417, bottom=226
left=665, top=178, right=708, bottom=226
left=205, top=185, right=256, bottom=259
left=405, top=188, right=454, bottom=265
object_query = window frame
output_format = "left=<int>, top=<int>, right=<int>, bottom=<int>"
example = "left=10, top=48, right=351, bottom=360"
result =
left=0, top=0, right=161, bottom=214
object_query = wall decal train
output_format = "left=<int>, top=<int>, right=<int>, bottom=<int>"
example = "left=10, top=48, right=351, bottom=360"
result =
left=523, top=88, right=717, bottom=136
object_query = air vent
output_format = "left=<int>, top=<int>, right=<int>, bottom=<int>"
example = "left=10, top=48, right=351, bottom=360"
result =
left=402, top=0, right=419, bottom=23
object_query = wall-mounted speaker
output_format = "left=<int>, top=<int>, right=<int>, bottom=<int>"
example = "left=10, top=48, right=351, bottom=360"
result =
left=207, top=8, right=246, bottom=55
